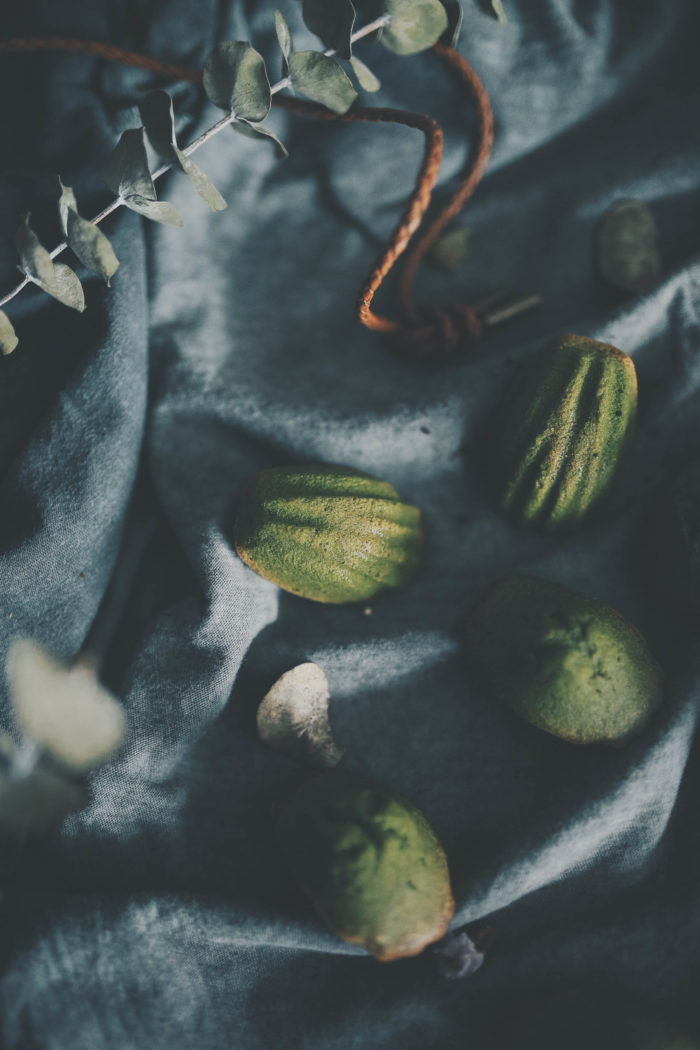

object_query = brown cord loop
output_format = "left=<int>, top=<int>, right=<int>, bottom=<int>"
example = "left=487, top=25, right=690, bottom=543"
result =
left=0, top=36, right=202, bottom=82
left=0, top=34, right=496, bottom=364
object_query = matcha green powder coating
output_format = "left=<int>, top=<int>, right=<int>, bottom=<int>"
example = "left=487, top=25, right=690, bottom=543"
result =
left=487, top=334, right=637, bottom=534
left=463, top=575, right=663, bottom=745
left=278, top=770, right=454, bottom=961
left=234, top=465, right=423, bottom=603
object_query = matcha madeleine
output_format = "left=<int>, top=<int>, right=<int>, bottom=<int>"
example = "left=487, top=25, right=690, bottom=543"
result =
left=278, top=770, right=454, bottom=961
left=463, top=575, right=662, bottom=745
left=487, top=334, right=637, bottom=533
left=234, top=465, right=422, bottom=603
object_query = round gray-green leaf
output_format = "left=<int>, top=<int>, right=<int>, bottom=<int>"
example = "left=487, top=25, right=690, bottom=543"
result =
left=350, top=55, right=381, bottom=92
left=139, top=90, right=180, bottom=164
left=302, top=0, right=356, bottom=60
left=0, top=310, right=18, bottom=355
left=288, top=51, right=357, bottom=114
left=203, top=41, right=271, bottom=123
left=45, top=263, right=87, bottom=311
left=123, top=194, right=184, bottom=227
left=139, top=90, right=227, bottom=211
left=381, top=0, right=448, bottom=54
left=177, top=151, right=227, bottom=210
left=104, top=128, right=184, bottom=225
left=104, top=128, right=155, bottom=199
left=16, top=214, right=85, bottom=312
left=232, top=119, right=289, bottom=158
left=597, top=198, right=661, bottom=293
left=58, top=179, right=120, bottom=284
left=15, top=212, right=54, bottom=288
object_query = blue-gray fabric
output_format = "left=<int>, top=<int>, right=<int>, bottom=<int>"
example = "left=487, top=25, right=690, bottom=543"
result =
left=1, top=1, right=699, bottom=1046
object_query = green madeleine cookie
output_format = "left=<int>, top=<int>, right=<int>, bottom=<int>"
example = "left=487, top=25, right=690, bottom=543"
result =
left=486, top=334, right=637, bottom=534
left=277, top=770, right=454, bottom=961
left=234, top=465, right=423, bottom=603
left=463, top=575, right=663, bottom=745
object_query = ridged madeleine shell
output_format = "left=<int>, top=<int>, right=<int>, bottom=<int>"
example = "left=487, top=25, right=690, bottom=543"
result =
left=487, top=334, right=637, bottom=533
left=234, top=465, right=423, bottom=603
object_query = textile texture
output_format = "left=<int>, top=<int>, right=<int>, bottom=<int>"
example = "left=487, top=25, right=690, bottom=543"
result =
left=0, top=1, right=699, bottom=1046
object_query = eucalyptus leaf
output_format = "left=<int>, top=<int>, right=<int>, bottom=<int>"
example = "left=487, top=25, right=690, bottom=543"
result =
left=597, top=198, right=661, bottom=293
left=350, top=55, right=381, bottom=91
left=138, top=90, right=179, bottom=164
left=58, top=179, right=120, bottom=284
left=46, top=264, right=87, bottom=311
left=0, top=311, right=18, bottom=355
left=442, top=0, right=464, bottom=45
left=486, top=0, right=507, bottom=25
left=139, top=90, right=227, bottom=211
left=288, top=51, right=358, bottom=114
left=274, top=9, right=294, bottom=73
left=15, top=212, right=54, bottom=287
left=302, top=0, right=356, bottom=60
left=104, top=128, right=155, bottom=199
left=381, top=0, right=449, bottom=54
left=232, top=119, right=289, bottom=158
left=122, top=195, right=185, bottom=226
left=15, top=214, right=85, bottom=312
left=104, top=127, right=184, bottom=225
left=7, top=639, right=127, bottom=774
left=203, top=41, right=271, bottom=122
left=177, top=151, right=228, bottom=210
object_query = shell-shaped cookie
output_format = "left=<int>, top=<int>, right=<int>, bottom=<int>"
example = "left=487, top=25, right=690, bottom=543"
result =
left=487, top=334, right=637, bottom=533
left=234, top=465, right=423, bottom=603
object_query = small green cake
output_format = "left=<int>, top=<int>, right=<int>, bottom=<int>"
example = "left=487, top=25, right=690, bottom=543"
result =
left=234, top=465, right=423, bottom=603
left=486, top=334, right=637, bottom=533
left=277, top=769, right=454, bottom=961
left=462, top=574, right=663, bottom=745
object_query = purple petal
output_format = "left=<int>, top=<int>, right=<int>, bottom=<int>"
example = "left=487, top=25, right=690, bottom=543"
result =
left=432, top=930, right=485, bottom=979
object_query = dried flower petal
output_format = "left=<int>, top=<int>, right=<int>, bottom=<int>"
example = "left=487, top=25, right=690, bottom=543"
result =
left=257, top=662, right=342, bottom=767
left=432, top=929, right=485, bottom=978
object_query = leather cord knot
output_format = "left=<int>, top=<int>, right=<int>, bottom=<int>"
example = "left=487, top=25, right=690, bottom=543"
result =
left=392, top=303, right=484, bottom=366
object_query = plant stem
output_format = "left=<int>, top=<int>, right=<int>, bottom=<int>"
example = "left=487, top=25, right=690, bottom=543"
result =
left=0, top=15, right=389, bottom=312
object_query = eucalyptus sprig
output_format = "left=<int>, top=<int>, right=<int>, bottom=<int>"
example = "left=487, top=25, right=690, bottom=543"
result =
left=0, top=640, right=126, bottom=839
left=0, top=0, right=454, bottom=355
